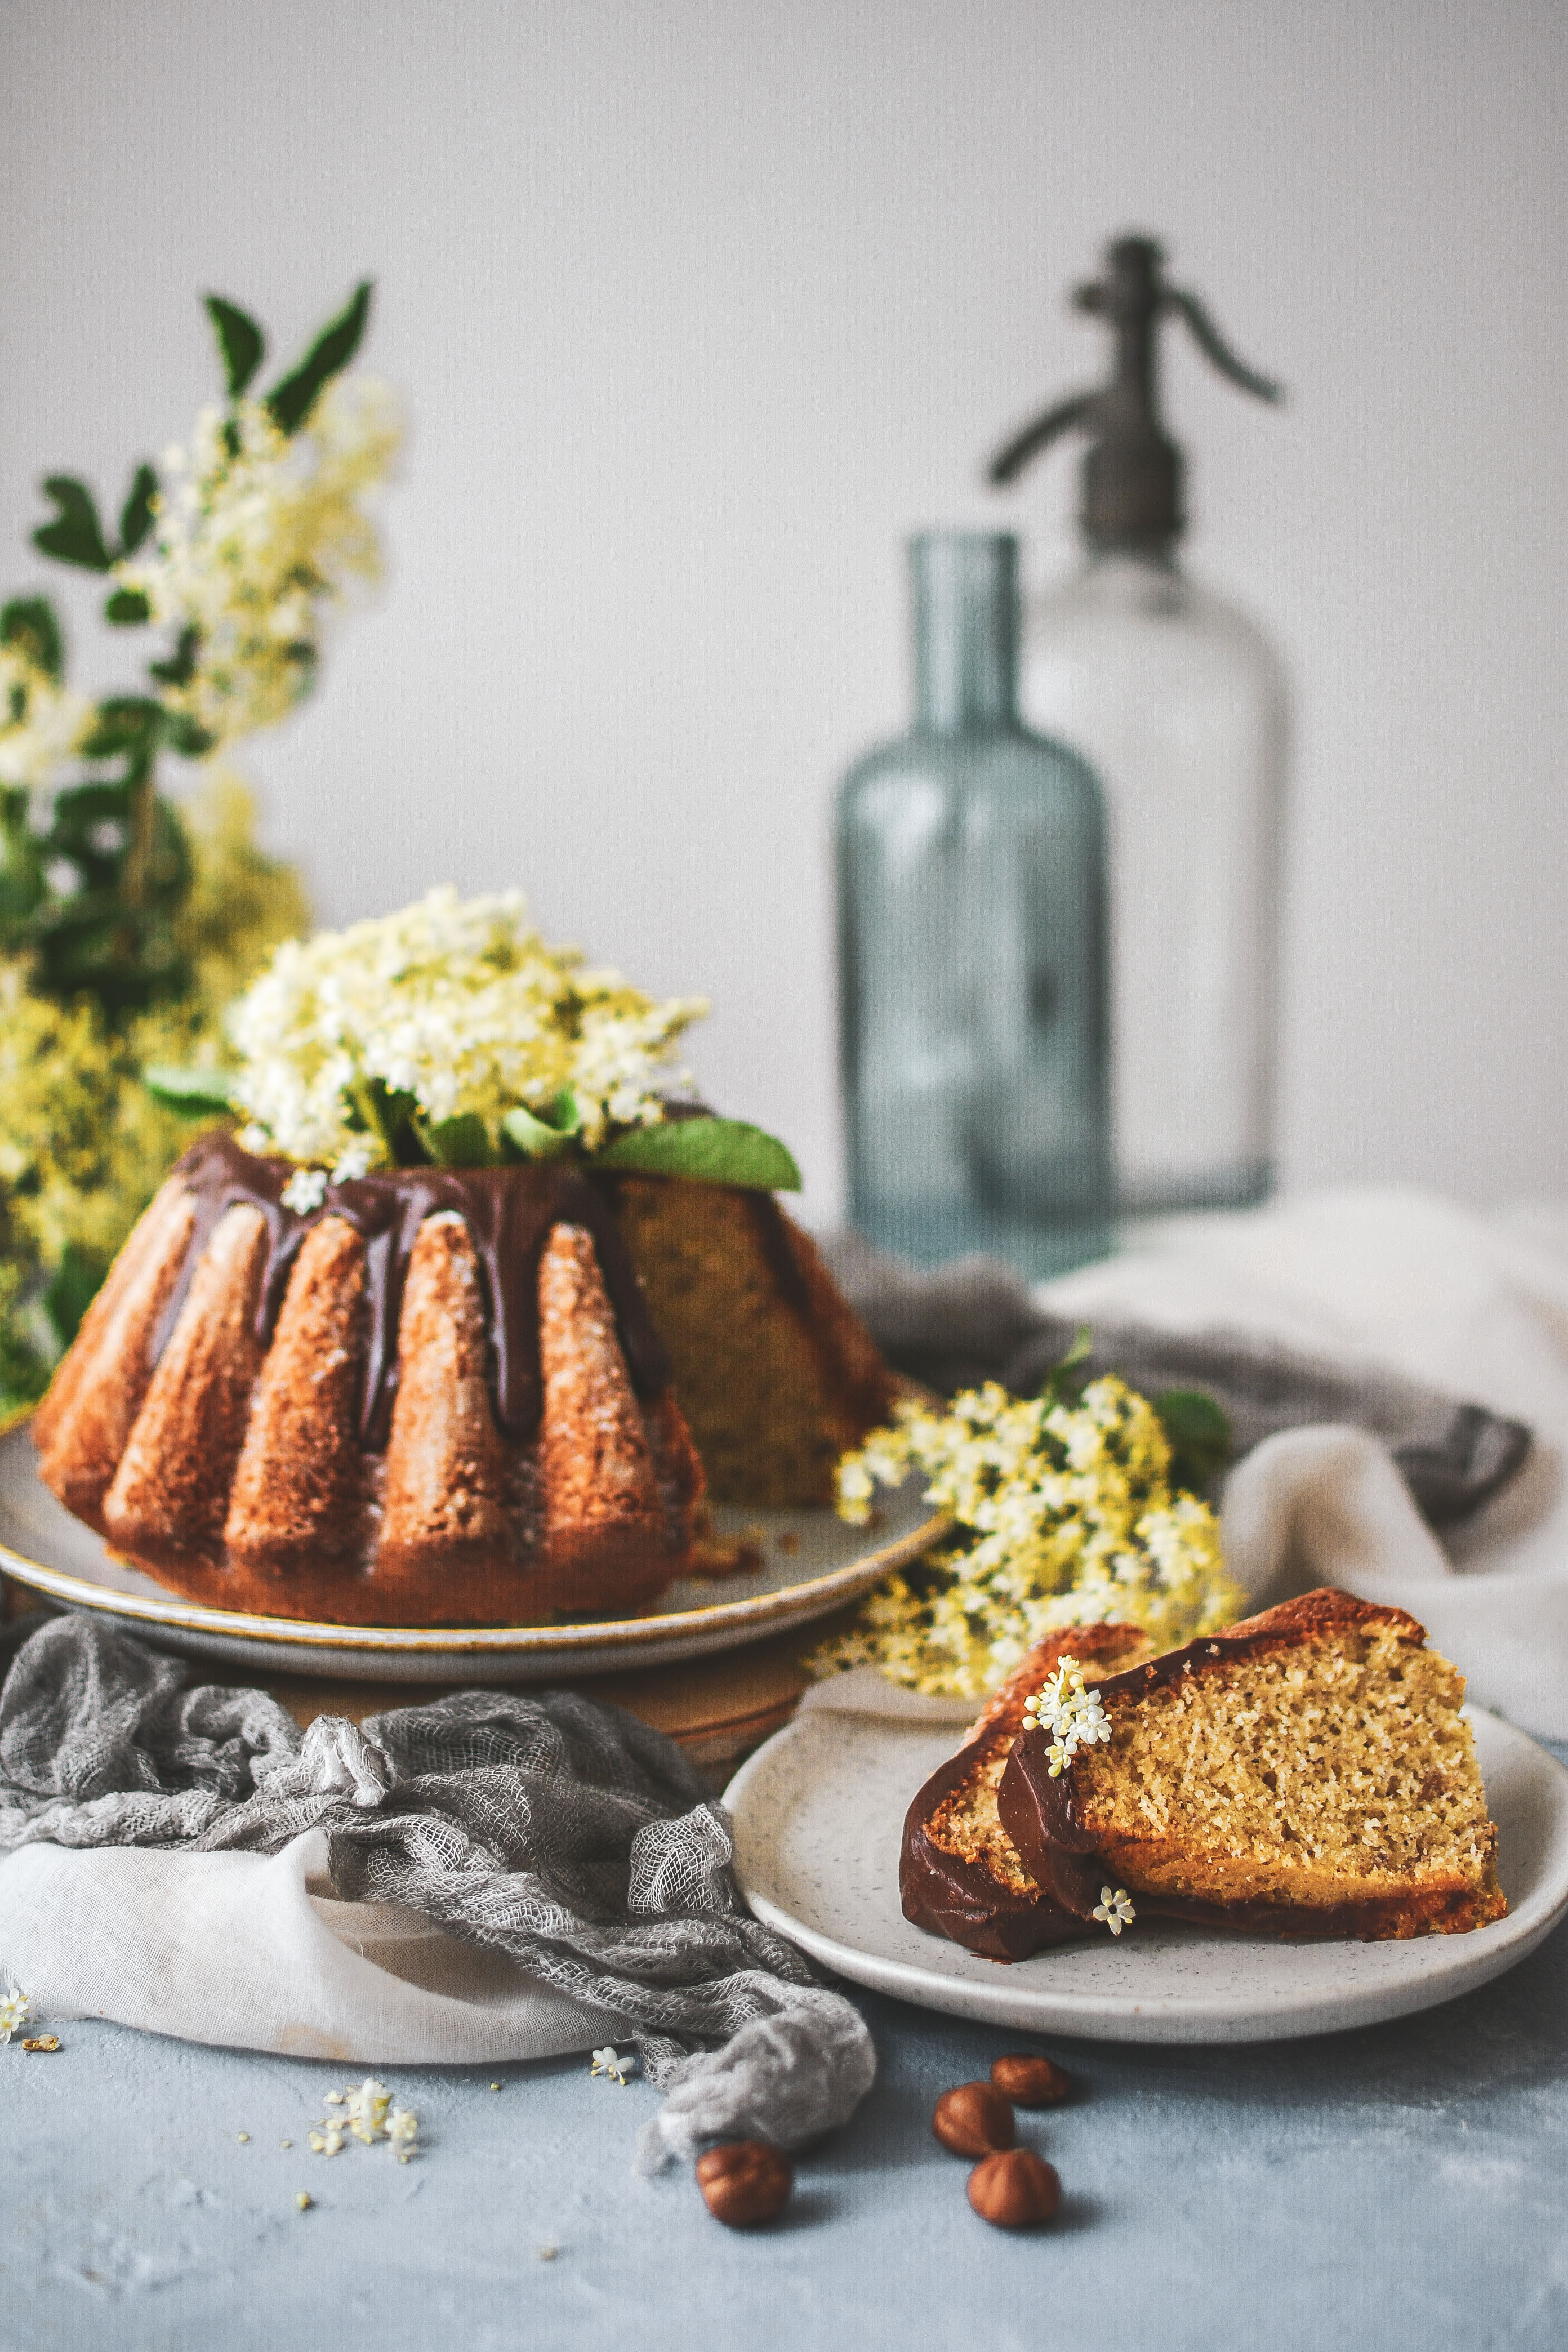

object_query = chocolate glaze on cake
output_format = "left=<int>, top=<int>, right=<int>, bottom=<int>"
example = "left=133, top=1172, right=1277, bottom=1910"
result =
left=161, top=1132, right=672, bottom=1450
left=33, top=1130, right=902, bottom=1630
left=32, top=1137, right=703, bottom=1627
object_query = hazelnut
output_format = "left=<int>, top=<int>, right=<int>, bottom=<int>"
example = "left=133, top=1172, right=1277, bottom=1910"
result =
left=990, top=2052, right=1071, bottom=2108
left=968, top=2148, right=1062, bottom=2230
left=932, top=2081, right=1016, bottom=2158
left=695, top=2140, right=793, bottom=2228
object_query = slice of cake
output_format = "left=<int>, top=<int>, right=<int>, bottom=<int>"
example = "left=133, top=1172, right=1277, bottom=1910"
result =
left=901, top=1624, right=1154, bottom=1961
left=997, top=1589, right=1507, bottom=1941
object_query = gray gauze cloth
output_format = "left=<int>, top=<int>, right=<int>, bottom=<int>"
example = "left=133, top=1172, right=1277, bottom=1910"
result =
left=823, top=1236, right=1531, bottom=1527
left=0, top=1613, right=874, bottom=2172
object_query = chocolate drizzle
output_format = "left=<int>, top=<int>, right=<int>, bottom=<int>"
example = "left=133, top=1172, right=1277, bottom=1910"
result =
left=155, top=1133, right=672, bottom=1450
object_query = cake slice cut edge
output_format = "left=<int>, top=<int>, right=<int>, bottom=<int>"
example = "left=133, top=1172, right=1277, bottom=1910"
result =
left=997, top=1588, right=1508, bottom=1943
left=899, top=1623, right=1156, bottom=1962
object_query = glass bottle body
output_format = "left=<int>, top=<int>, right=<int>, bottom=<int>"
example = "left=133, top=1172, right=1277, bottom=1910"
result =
left=1021, top=551, right=1287, bottom=1215
left=838, top=536, right=1111, bottom=1277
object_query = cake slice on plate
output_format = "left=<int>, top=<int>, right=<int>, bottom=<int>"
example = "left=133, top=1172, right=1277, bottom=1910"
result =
left=900, top=1623, right=1154, bottom=1961
left=998, top=1588, right=1507, bottom=1942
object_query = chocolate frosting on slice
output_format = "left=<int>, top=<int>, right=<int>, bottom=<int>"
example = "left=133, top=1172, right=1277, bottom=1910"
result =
left=156, top=1133, right=672, bottom=1451
left=899, top=1745, right=1089, bottom=1962
left=898, top=1624, right=1155, bottom=1961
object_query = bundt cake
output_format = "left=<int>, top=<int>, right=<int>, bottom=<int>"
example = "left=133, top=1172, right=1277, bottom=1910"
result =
left=997, top=1590, right=1507, bottom=1943
left=901, top=1624, right=1154, bottom=1961
left=32, top=1131, right=894, bottom=1627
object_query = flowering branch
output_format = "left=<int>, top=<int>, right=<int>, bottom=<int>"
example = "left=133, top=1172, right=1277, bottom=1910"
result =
left=0, top=280, right=395, bottom=1019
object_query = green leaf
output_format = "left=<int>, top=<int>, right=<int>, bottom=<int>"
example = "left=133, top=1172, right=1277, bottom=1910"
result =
left=162, top=712, right=216, bottom=759
left=1, top=596, right=64, bottom=678
left=43, top=1244, right=106, bottom=1353
left=502, top=1102, right=580, bottom=1161
left=117, top=462, right=158, bottom=557
left=142, top=1064, right=235, bottom=1118
left=595, top=1116, right=801, bottom=1191
left=148, top=625, right=201, bottom=688
left=203, top=294, right=266, bottom=400
left=265, top=279, right=373, bottom=436
left=104, top=587, right=152, bottom=626
left=32, top=475, right=113, bottom=572
left=0, top=785, right=46, bottom=925
left=415, top=1112, right=495, bottom=1168
left=1154, top=1389, right=1233, bottom=1495
left=79, top=697, right=162, bottom=760
left=1039, top=1326, right=1093, bottom=1408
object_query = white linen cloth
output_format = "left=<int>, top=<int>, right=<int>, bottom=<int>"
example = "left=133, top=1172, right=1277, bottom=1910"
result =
left=5, top=1183, right=1565, bottom=2072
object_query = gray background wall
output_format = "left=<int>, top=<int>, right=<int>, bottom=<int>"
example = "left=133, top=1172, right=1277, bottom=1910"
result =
left=1, top=0, right=1563, bottom=1224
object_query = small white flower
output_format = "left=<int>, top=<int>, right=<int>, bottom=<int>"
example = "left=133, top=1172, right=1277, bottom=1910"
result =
left=1025, top=1657, right=1113, bottom=1774
left=345, top=2076, right=392, bottom=2142
left=1092, top=1886, right=1135, bottom=1936
left=309, top=2125, right=345, bottom=2157
left=590, top=2046, right=632, bottom=2087
left=386, top=2107, right=420, bottom=2162
left=0, top=1988, right=30, bottom=2042
left=280, top=1165, right=328, bottom=1214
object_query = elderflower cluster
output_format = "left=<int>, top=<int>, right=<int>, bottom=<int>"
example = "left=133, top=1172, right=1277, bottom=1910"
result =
left=0, top=640, right=90, bottom=792
left=226, top=885, right=707, bottom=1178
left=115, top=373, right=400, bottom=748
left=310, top=2077, right=420, bottom=2162
left=1023, top=1655, right=1112, bottom=1778
left=817, top=1375, right=1242, bottom=1700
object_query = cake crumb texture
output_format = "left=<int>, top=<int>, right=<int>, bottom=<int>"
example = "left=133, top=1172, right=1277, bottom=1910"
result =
left=1078, top=1610, right=1505, bottom=1931
left=609, top=1175, right=896, bottom=1506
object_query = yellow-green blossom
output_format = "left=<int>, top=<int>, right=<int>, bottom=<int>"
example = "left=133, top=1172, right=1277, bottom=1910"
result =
left=0, top=640, right=90, bottom=791
left=0, top=774, right=306, bottom=1411
left=117, top=373, right=400, bottom=749
left=815, top=1375, right=1242, bottom=1699
left=226, top=885, right=707, bottom=1177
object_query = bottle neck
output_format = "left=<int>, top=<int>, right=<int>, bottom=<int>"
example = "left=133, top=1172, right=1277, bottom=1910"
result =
left=911, top=534, right=1020, bottom=735
left=1084, top=538, right=1182, bottom=576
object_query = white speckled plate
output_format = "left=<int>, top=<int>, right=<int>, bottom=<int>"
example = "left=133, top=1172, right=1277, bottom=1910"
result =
left=0, top=1422, right=945, bottom=1683
left=727, top=1704, right=1568, bottom=2043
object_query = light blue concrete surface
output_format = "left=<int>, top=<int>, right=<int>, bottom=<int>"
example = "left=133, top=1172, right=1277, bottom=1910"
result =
left=2, top=1877, right=1564, bottom=2352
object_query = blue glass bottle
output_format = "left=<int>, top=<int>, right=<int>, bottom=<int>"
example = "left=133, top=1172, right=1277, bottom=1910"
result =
left=837, top=533, right=1111, bottom=1277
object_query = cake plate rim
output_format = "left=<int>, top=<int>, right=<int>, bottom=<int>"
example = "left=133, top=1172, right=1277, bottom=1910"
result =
left=725, top=1701, right=1568, bottom=2044
left=0, top=1420, right=947, bottom=1682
